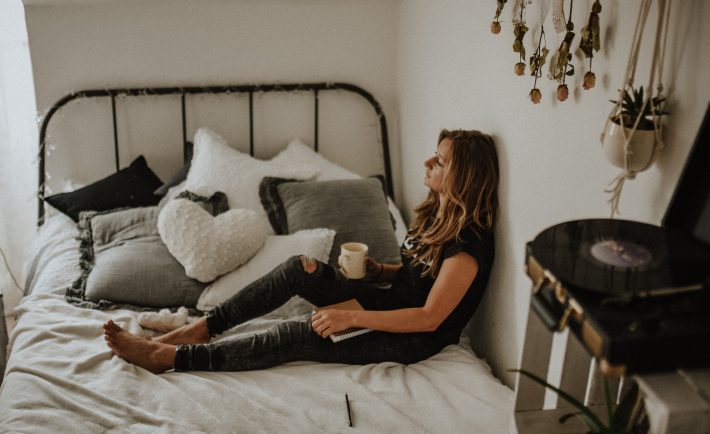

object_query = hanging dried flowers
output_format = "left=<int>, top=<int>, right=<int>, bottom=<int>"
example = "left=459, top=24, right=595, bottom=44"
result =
left=488, top=0, right=603, bottom=104
left=548, top=0, right=575, bottom=102
left=491, top=0, right=507, bottom=34
left=556, top=83, right=569, bottom=101
left=512, top=0, right=529, bottom=76
left=580, top=0, right=602, bottom=89
left=529, top=88, right=542, bottom=104
left=529, top=25, right=549, bottom=105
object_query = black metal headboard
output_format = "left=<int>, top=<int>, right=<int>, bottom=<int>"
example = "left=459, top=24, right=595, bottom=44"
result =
left=38, top=82, right=392, bottom=225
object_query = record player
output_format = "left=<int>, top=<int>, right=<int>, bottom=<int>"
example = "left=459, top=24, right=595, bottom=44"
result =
left=526, top=102, right=710, bottom=376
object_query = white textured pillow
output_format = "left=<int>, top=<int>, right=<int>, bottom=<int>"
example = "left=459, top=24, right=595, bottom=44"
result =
left=271, top=138, right=361, bottom=181
left=197, top=228, right=336, bottom=317
left=158, top=199, right=268, bottom=283
left=185, top=128, right=320, bottom=213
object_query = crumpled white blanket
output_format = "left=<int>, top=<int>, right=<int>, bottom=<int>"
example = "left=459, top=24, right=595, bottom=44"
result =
left=0, top=294, right=514, bottom=433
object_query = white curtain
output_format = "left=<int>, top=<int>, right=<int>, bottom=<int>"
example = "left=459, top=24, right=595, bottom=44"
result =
left=0, top=0, right=37, bottom=316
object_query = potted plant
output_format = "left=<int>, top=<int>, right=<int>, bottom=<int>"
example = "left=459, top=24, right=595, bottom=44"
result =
left=601, top=85, right=668, bottom=172
left=512, top=369, right=648, bottom=434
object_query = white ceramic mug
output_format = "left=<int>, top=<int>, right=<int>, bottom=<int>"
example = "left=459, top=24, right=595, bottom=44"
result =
left=338, top=242, right=368, bottom=279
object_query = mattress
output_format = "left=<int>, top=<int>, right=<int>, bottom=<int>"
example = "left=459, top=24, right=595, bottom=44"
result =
left=0, top=214, right=514, bottom=433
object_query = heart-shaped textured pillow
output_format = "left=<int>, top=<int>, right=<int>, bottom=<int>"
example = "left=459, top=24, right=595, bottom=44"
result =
left=158, top=199, right=268, bottom=283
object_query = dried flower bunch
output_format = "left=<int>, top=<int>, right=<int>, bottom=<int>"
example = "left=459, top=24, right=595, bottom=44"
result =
left=548, top=2, right=576, bottom=102
left=512, top=1, right=529, bottom=76
left=580, top=0, right=602, bottom=89
left=491, top=0, right=506, bottom=34
left=528, top=26, right=548, bottom=104
left=491, top=0, right=603, bottom=104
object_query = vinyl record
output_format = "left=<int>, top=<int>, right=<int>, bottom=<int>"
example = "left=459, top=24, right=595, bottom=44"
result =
left=529, top=219, right=710, bottom=296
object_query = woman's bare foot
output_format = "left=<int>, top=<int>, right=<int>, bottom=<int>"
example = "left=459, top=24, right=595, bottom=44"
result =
left=151, top=317, right=211, bottom=345
left=103, top=320, right=175, bottom=374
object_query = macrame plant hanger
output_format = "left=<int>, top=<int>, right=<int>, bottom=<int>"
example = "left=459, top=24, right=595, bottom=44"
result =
left=603, top=0, right=671, bottom=217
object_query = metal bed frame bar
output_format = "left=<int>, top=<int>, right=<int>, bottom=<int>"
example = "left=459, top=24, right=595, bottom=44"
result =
left=38, top=82, right=392, bottom=225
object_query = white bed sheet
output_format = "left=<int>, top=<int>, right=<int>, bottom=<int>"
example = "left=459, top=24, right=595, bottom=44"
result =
left=1, top=215, right=514, bottom=433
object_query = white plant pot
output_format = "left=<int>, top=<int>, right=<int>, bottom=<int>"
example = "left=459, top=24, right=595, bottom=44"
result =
left=601, top=121, right=659, bottom=172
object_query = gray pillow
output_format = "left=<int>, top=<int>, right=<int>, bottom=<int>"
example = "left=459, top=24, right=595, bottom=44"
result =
left=259, top=177, right=401, bottom=266
left=65, top=207, right=207, bottom=311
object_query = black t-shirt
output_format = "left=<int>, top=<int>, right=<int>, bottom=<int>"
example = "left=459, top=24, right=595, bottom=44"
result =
left=391, top=225, right=495, bottom=344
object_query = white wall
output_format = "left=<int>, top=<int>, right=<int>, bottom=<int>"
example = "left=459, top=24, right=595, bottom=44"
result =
left=24, top=0, right=401, bottom=202
left=0, top=0, right=36, bottom=315
left=398, top=0, right=710, bottom=387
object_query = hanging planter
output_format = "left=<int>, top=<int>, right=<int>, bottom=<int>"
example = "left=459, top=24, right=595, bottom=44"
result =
left=601, top=0, right=672, bottom=217
left=601, top=86, right=667, bottom=172
left=602, top=123, right=657, bottom=171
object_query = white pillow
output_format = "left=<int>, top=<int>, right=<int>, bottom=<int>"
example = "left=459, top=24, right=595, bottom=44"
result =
left=158, top=198, right=269, bottom=283
left=272, top=138, right=408, bottom=245
left=185, top=129, right=320, bottom=214
left=197, top=228, right=336, bottom=317
left=271, top=138, right=360, bottom=181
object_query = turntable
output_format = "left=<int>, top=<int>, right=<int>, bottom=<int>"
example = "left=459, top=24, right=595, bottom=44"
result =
left=526, top=103, right=710, bottom=375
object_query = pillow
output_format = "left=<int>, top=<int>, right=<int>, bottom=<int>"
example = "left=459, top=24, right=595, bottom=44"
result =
left=154, top=141, right=194, bottom=197
left=197, top=228, right=336, bottom=316
left=271, top=138, right=407, bottom=243
left=184, top=128, right=319, bottom=214
left=45, top=156, right=163, bottom=222
left=158, top=198, right=268, bottom=282
left=66, top=207, right=207, bottom=311
left=157, top=180, right=186, bottom=211
left=270, top=138, right=360, bottom=181
left=259, top=177, right=401, bottom=266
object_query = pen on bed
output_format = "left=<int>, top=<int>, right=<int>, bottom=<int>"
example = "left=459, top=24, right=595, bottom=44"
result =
left=345, top=393, right=353, bottom=427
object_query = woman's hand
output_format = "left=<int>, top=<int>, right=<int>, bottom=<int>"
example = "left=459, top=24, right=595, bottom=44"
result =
left=364, top=257, right=384, bottom=280
left=311, top=309, right=354, bottom=338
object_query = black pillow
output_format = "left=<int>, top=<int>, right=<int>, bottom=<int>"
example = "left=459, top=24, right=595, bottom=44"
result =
left=154, top=141, right=194, bottom=197
left=45, top=156, right=163, bottom=222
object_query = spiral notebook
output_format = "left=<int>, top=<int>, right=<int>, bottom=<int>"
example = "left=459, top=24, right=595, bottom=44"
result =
left=315, top=299, right=373, bottom=343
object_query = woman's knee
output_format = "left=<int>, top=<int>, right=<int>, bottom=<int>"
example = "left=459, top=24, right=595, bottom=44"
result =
left=283, top=255, right=321, bottom=275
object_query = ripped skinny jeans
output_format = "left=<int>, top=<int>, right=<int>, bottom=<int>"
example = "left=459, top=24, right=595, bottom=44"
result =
left=173, top=256, right=445, bottom=371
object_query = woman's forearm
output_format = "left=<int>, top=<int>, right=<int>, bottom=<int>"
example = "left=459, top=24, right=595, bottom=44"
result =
left=351, top=307, right=437, bottom=333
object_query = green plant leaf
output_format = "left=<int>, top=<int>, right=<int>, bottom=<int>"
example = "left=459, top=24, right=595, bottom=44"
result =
left=612, top=382, right=641, bottom=432
left=559, top=411, right=583, bottom=424
left=509, top=369, right=606, bottom=431
left=603, top=376, right=613, bottom=427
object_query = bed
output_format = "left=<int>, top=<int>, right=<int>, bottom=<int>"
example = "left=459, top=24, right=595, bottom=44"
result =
left=0, top=83, right=514, bottom=433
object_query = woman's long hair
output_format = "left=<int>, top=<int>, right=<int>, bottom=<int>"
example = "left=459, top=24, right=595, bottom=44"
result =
left=403, top=129, right=499, bottom=278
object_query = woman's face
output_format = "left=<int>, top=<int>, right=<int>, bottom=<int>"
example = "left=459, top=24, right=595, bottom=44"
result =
left=424, top=138, right=452, bottom=193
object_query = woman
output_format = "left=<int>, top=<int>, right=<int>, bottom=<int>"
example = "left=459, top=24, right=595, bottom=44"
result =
left=103, top=129, right=499, bottom=374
